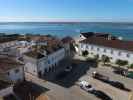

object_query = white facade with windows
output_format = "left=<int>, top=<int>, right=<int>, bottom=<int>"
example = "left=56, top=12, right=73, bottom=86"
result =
left=24, top=48, right=65, bottom=77
left=24, top=55, right=48, bottom=76
left=79, top=43, right=133, bottom=64
left=47, top=48, right=65, bottom=68
left=5, top=67, right=24, bottom=82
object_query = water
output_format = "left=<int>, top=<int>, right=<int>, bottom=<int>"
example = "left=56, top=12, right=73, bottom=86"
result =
left=0, top=22, right=133, bottom=40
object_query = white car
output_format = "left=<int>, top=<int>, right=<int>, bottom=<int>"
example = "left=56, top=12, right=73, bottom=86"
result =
left=78, top=81, right=94, bottom=92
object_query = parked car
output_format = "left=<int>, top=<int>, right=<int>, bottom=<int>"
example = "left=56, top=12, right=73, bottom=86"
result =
left=109, top=81, right=124, bottom=89
left=109, top=81, right=130, bottom=91
left=92, top=71, right=109, bottom=82
left=91, top=90, right=112, bottom=100
left=78, top=81, right=94, bottom=92
left=64, top=66, right=72, bottom=72
left=113, top=68, right=127, bottom=76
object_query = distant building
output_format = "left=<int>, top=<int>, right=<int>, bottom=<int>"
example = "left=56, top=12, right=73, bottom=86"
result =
left=79, top=37, right=133, bottom=64
left=80, top=32, right=117, bottom=41
left=0, top=35, right=70, bottom=78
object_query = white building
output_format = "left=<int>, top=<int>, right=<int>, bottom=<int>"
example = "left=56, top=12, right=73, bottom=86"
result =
left=0, top=57, right=22, bottom=97
left=0, top=57, right=24, bottom=83
left=23, top=47, right=65, bottom=77
left=79, top=37, right=133, bottom=65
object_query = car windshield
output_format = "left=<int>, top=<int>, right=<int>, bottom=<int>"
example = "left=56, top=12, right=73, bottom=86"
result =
left=86, top=85, right=92, bottom=88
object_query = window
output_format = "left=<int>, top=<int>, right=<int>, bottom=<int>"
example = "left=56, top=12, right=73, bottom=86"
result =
left=48, top=60, right=50, bottom=64
left=97, top=48, right=100, bottom=51
left=118, top=52, right=121, bottom=56
left=127, top=54, right=130, bottom=58
left=25, top=67, right=28, bottom=72
left=86, top=45, right=89, bottom=49
left=111, top=50, right=113, bottom=54
left=91, top=46, right=93, bottom=50
left=15, top=69, right=19, bottom=73
left=81, top=44, right=83, bottom=48
left=7, top=72, right=10, bottom=76
left=103, top=49, right=106, bottom=53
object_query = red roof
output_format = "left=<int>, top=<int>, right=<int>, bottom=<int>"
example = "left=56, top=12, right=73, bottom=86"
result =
left=0, top=58, right=23, bottom=73
left=80, top=37, right=133, bottom=52
left=62, top=36, right=75, bottom=43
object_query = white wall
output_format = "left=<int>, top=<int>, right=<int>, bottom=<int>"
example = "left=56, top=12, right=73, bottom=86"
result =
left=6, top=67, right=24, bottom=82
left=47, top=48, right=65, bottom=68
left=37, top=57, right=48, bottom=75
left=24, top=62, right=38, bottom=76
left=79, top=43, right=133, bottom=64
left=24, top=48, right=66, bottom=77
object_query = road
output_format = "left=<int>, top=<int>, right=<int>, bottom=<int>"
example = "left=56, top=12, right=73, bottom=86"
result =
left=26, top=73, right=100, bottom=100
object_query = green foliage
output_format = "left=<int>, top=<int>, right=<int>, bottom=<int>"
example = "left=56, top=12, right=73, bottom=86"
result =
left=101, top=55, right=110, bottom=64
left=94, top=54, right=99, bottom=60
left=82, top=50, right=89, bottom=57
left=130, top=64, right=133, bottom=69
left=75, top=44, right=79, bottom=47
left=116, top=59, right=128, bottom=66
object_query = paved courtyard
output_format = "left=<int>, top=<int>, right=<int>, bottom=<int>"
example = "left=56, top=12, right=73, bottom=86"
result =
left=26, top=54, right=133, bottom=100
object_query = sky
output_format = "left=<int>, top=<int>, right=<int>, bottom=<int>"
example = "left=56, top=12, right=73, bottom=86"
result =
left=0, top=0, right=133, bottom=22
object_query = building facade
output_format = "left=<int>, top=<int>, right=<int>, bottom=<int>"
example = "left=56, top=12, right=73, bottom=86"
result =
left=0, top=57, right=24, bottom=83
left=23, top=47, right=65, bottom=77
left=79, top=37, right=133, bottom=65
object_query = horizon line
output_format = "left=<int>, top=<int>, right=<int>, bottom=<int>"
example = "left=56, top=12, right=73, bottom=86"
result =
left=0, top=21, right=133, bottom=23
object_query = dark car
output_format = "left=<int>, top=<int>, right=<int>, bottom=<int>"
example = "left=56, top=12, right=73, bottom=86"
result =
left=92, top=71, right=109, bottom=83
left=91, top=90, right=112, bottom=100
left=109, top=81, right=124, bottom=88
left=109, top=81, right=130, bottom=91
left=113, top=68, right=127, bottom=76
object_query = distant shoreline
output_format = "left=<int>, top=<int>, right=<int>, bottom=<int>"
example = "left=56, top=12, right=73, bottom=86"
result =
left=0, top=22, right=133, bottom=40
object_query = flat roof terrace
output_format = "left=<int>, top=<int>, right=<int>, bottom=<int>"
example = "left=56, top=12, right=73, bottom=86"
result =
left=24, top=50, right=45, bottom=59
left=0, top=57, right=23, bottom=73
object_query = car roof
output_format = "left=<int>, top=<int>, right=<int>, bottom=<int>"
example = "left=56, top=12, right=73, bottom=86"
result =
left=80, top=81, right=90, bottom=86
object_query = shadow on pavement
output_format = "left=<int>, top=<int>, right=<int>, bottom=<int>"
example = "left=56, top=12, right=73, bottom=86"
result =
left=42, top=59, right=95, bottom=88
left=14, top=81, right=50, bottom=100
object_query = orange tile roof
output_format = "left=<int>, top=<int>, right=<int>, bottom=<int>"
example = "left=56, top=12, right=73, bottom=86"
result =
left=80, top=37, right=133, bottom=52
left=0, top=58, right=23, bottom=73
